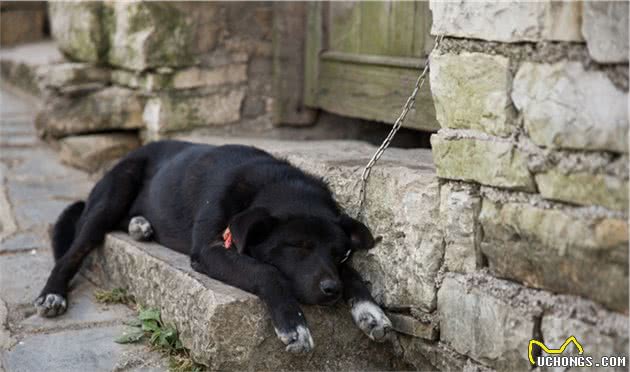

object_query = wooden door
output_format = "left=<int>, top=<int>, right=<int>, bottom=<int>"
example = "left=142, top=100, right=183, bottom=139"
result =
left=304, top=2, right=438, bottom=131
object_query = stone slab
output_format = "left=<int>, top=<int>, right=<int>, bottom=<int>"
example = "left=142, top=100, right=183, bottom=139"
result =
left=19, top=279, right=134, bottom=333
left=479, top=199, right=628, bottom=312
left=0, top=232, right=47, bottom=253
left=83, top=233, right=405, bottom=370
left=512, top=61, right=628, bottom=153
left=0, top=250, right=53, bottom=307
left=582, top=1, right=629, bottom=63
left=1, top=325, right=151, bottom=372
left=430, top=52, right=513, bottom=137
left=438, top=273, right=541, bottom=371
left=58, top=133, right=141, bottom=173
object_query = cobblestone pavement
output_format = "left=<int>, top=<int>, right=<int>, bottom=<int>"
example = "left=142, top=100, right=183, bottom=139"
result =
left=0, top=85, right=167, bottom=372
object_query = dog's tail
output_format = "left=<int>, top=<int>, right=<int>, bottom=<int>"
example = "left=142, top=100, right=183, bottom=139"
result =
left=52, top=201, right=85, bottom=261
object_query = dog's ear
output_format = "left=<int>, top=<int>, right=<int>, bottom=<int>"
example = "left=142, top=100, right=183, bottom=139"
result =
left=339, top=214, right=375, bottom=250
left=229, top=208, right=276, bottom=254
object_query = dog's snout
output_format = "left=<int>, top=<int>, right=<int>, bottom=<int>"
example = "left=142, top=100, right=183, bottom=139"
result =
left=320, top=279, right=341, bottom=297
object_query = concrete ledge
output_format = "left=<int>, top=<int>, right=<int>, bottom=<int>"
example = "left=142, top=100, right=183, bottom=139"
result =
left=83, top=233, right=407, bottom=370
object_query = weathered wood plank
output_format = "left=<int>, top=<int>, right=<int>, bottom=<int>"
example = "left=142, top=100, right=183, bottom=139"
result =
left=413, top=2, right=433, bottom=56
left=359, top=1, right=391, bottom=55
left=303, top=2, right=323, bottom=107
left=328, top=1, right=362, bottom=54
left=315, top=57, right=439, bottom=131
left=388, top=1, right=416, bottom=57
left=272, top=2, right=317, bottom=126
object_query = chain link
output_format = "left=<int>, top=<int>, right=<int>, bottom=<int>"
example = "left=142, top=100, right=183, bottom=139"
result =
left=356, top=34, right=444, bottom=220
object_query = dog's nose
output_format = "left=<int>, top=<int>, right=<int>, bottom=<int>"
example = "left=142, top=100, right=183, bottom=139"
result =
left=320, top=279, right=341, bottom=297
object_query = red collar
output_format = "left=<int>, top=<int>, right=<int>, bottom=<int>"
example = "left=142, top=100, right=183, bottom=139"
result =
left=222, top=227, right=233, bottom=249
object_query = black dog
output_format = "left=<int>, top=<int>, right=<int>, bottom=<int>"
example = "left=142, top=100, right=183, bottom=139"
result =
left=35, top=140, right=392, bottom=352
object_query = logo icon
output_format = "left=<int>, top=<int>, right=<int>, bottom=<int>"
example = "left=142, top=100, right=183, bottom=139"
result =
left=528, top=336, right=584, bottom=365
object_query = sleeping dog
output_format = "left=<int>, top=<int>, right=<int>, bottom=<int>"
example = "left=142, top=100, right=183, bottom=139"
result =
left=35, top=140, right=392, bottom=352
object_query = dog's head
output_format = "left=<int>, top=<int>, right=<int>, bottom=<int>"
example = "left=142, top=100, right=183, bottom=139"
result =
left=228, top=207, right=374, bottom=305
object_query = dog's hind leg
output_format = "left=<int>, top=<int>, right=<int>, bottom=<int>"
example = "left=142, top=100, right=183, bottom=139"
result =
left=51, top=200, right=85, bottom=261
left=35, top=157, right=146, bottom=317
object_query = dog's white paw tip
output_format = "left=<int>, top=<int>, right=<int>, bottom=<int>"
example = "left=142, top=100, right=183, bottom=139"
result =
left=351, top=301, right=392, bottom=342
left=129, top=216, right=153, bottom=241
left=275, top=325, right=314, bottom=353
left=34, top=293, right=67, bottom=318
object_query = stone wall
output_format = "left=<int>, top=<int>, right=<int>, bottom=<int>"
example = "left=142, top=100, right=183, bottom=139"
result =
left=35, top=1, right=273, bottom=172
left=419, top=1, right=629, bottom=370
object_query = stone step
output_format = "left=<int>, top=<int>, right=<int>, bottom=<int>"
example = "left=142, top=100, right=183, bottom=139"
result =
left=80, top=137, right=438, bottom=369
left=83, top=233, right=406, bottom=370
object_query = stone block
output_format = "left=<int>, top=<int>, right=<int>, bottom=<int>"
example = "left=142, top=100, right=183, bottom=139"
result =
left=111, top=64, right=247, bottom=92
left=142, top=89, right=245, bottom=134
left=35, top=86, right=145, bottom=138
left=388, top=312, right=437, bottom=340
left=82, top=233, right=404, bottom=370
left=58, top=133, right=141, bottom=173
left=430, top=52, right=513, bottom=137
left=106, top=2, right=221, bottom=71
left=430, top=1, right=583, bottom=43
left=36, top=63, right=110, bottom=91
left=48, top=2, right=106, bottom=62
left=438, top=273, right=541, bottom=370
left=439, top=182, right=482, bottom=273
left=479, top=199, right=628, bottom=312
left=512, top=61, right=628, bottom=153
left=535, top=169, right=628, bottom=212
left=582, top=1, right=629, bottom=63
left=0, top=250, right=53, bottom=307
left=174, top=137, right=442, bottom=311
left=431, top=133, right=536, bottom=191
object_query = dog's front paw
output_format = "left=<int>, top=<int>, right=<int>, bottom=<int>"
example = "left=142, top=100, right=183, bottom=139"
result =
left=351, top=301, right=392, bottom=342
left=274, top=325, right=314, bottom=353
left=34, top=293, right=67, bottom=317
left=129, top=216, right=153, bottom=241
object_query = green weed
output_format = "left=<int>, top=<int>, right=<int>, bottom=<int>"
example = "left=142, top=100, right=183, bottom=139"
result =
left=116, top=307, right=204, bottom=372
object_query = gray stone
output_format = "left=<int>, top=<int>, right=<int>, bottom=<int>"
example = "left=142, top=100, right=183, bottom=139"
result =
left=430, top=1, right=583, bottom=43
left=512, top=61, right=628, bottom=153
left=535, top=169, right=628, bottom=212
left=541, top=313, right=628, bottom=372
left=36, top=63, right=110, bottom=90
left=35, top=86, right=145, bottom=138
left=431, top=132, right=536, bottom=191
left=20, top=278, right=134, bottom=332
left=58, top=133, right=141, bottom=173
left=83, top=233, right=405, bottom=370
left=9, top=148, right=88, bottom=182
left=175, top=136, right=442, bottom=311
left=479, top=199, right=628, bottom=312
left=0, top=249, right=53, bottom=306
left=13, top=199, right=69, bottom=231
left=0, top=298, right=14, bottom=350
left=438, top=273, right=540, bottom=371
left=0, top=232, right=47, bottom=253
left=111, top=64, right=247, bottom=92
left=0, top=182, right=17, bottom=242
left=398, top=337, right=493, bottom=372
left=582, top=1, right=629, bottom=63
left=430, top=52, right=513, bottom=137
left=48, top=2, right=106, bottom=62
left=2, top=325, right=149, bottom=372
left=106, top=2, right=221, bottom=71
left=142, top=89, right=245, bottom=134
left=388, top=312, right=437, bottom=340
left=7, top=177, right=91, bottom=207
left=439, top=182, right=482, bottom=273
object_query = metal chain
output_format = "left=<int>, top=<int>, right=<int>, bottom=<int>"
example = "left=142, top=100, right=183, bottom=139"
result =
left=356, top=34, right=444, bottom=220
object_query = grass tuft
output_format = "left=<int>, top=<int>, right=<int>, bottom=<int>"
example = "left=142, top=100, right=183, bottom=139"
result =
left=116, top=307, right=204, bottom=372
left=94, top=287, right=136, bottom=305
